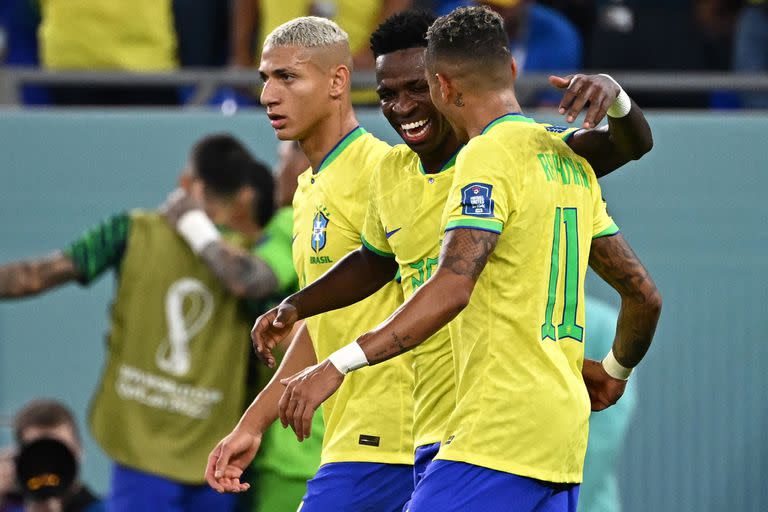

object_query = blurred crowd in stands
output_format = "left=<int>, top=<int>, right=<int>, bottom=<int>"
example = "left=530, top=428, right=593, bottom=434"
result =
left=0, top=0, right=766, bottom=108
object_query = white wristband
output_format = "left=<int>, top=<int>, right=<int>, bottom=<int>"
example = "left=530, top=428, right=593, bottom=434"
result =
left=601, top=350, right=633, bottom=380
left=599, top=74, right=632, bottom=118
left=176, top=210, right=221, bottom=254
left=328, top=342, right=369, bottom=375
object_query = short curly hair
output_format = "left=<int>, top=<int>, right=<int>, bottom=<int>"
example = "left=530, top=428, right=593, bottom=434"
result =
left=370, top=10, right=437, bottom=58
left=426, top=6, right=510, bottom=67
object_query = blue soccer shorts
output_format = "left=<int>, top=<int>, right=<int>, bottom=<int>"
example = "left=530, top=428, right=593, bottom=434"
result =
left=412, top=442, right=441, bottom=488
left=109, top=463, right=236, bottom=512
left=402, top=442, right=442, bottom=512
left=299, top=461, right=414, bottom=512
left=407, top=460, right=579, bottom=512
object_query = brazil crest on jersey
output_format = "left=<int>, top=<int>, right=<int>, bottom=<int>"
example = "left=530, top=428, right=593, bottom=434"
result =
left=361, top=144, right=460, bottom=449
left=435, top=113, right=619, bottom=483
left=292, top=127, right=415, bottom=466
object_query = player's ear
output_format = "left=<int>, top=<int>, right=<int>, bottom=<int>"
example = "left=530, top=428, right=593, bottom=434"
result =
left=510, top=57, right=518, bottom=81
left=435, top=73, right=451, bottom=105
left=329, top=64, right=350, bottom=100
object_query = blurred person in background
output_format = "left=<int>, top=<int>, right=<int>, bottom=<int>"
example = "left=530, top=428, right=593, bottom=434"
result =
left=577, top=298, right=637, bottom=512
left=0, top=135, right=293, bottom=512
left=0, top=0, right=48, bottom=104
left=173, top=0, right=229, bottom=68
left=436, top=0, right=582, bottom=105
left=245, top=141, right=325, bottom=512
left=37, top=0, right=179, bottom=105
left=589, top=0, right=742, bottom=108
left=3, top=399, right=104, bottom=512
left=733, top=0, right=768, bottom=108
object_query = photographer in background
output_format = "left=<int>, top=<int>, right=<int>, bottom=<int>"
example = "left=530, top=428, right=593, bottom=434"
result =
left=1, top=400, right=104, bottom=512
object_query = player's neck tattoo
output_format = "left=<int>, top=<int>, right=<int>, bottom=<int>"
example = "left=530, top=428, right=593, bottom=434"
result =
left=454, top=93, right=465, bottom=107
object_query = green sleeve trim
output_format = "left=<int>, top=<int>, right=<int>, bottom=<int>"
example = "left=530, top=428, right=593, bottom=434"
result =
left=65, top=212, right=131, bottom=285
left=445, top=218, right=503, bottom=234
left=361, top=235, right=395, bottom=258
left=482, top=113, right=535, bottom=134
left=593, top=222, right=620, bottom=239
left=562, top=128, right=580, bottom=142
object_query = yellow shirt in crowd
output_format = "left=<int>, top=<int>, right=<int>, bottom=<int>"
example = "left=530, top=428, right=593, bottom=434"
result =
left=39, top=0, right=177, bottom=70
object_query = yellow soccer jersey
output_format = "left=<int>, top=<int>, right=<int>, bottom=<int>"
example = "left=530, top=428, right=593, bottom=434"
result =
left=435, top=113, right=619, bottom=483
left=361, top=145, right=460, bottom=449
left=293, top=127, right=415, bottom=466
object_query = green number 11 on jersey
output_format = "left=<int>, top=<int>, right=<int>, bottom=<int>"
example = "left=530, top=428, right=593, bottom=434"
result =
left=541, top=207, right=584, bottom=342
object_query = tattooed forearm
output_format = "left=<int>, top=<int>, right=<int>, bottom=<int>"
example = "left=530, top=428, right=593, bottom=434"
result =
left=589, top=234, right=662, bottom=368
left=367, top=331, right=414, bottom=365
left=440, top=228, right=499, bottom=281
left=200, top=242, right=279, bottom=299
left=0, top=252, right=79, bottom=298
left=357, top=229, right=493, bottom=366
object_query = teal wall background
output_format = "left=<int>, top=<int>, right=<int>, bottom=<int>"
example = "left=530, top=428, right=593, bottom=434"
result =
left=1, top=110, right=766, bottom=511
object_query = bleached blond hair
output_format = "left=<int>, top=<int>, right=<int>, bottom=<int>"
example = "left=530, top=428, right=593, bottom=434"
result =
left=264, top=16, right=350, bottom=49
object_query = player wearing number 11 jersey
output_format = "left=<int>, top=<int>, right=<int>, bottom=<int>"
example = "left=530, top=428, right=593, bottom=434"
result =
left=276, top=7, right=662, bottom=512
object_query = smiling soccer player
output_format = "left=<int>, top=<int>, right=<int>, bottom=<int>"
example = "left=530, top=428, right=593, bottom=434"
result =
left=252, top=6, right=656, bottom=504
left=271, top=7, right=661, bottom=512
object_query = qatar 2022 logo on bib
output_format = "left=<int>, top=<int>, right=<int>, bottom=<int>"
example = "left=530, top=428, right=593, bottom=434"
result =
left=311, top=210, right=330, bottom=253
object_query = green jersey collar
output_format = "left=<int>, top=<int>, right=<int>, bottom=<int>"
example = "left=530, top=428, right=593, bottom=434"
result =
left=481, top=112, right=534, bottom=135
left=315, top=126, right=367, bottom=174
left=418, top=145, right=464, bottom=175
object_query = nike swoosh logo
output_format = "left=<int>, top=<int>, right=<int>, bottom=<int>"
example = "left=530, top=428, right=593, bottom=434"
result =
left=385, top=227, right=402, bottom=239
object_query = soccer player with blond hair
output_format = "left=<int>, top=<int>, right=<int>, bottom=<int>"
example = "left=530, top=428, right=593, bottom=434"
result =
left=205, top=17, right=416, bottom=511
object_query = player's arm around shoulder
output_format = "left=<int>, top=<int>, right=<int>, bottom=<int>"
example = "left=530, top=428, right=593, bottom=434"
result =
left=585, top=232, right=662, bottom=411
left=160, top=188, right=280, bottom=300
left=550, top=73, right=653, bottom=177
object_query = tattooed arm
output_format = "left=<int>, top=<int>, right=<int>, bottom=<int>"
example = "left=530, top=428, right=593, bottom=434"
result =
left=582, top=233, right=662, bottom=411
left=549, top=74, right=653, bottom=177
left=589, top=233, right=661, bottom=368
left=358, top=227, right=498, bottom=364
left=0, top=213, right=130, bottom=298
left=197, top=242, right=279, bottom=300
left=161, top=189, right=280, bottom=301
left=276, top=228, right=498, bottom=440
left=0, top=252, right=80, bottom=298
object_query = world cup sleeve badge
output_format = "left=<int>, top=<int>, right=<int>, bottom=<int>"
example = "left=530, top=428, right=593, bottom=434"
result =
left=461, top=182, right=494, bottom=217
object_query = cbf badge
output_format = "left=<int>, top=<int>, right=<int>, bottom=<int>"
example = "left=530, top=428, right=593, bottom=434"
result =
left=311, top=211, right=329, bottom=253
left=461, top=182, right=494, bottom=217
